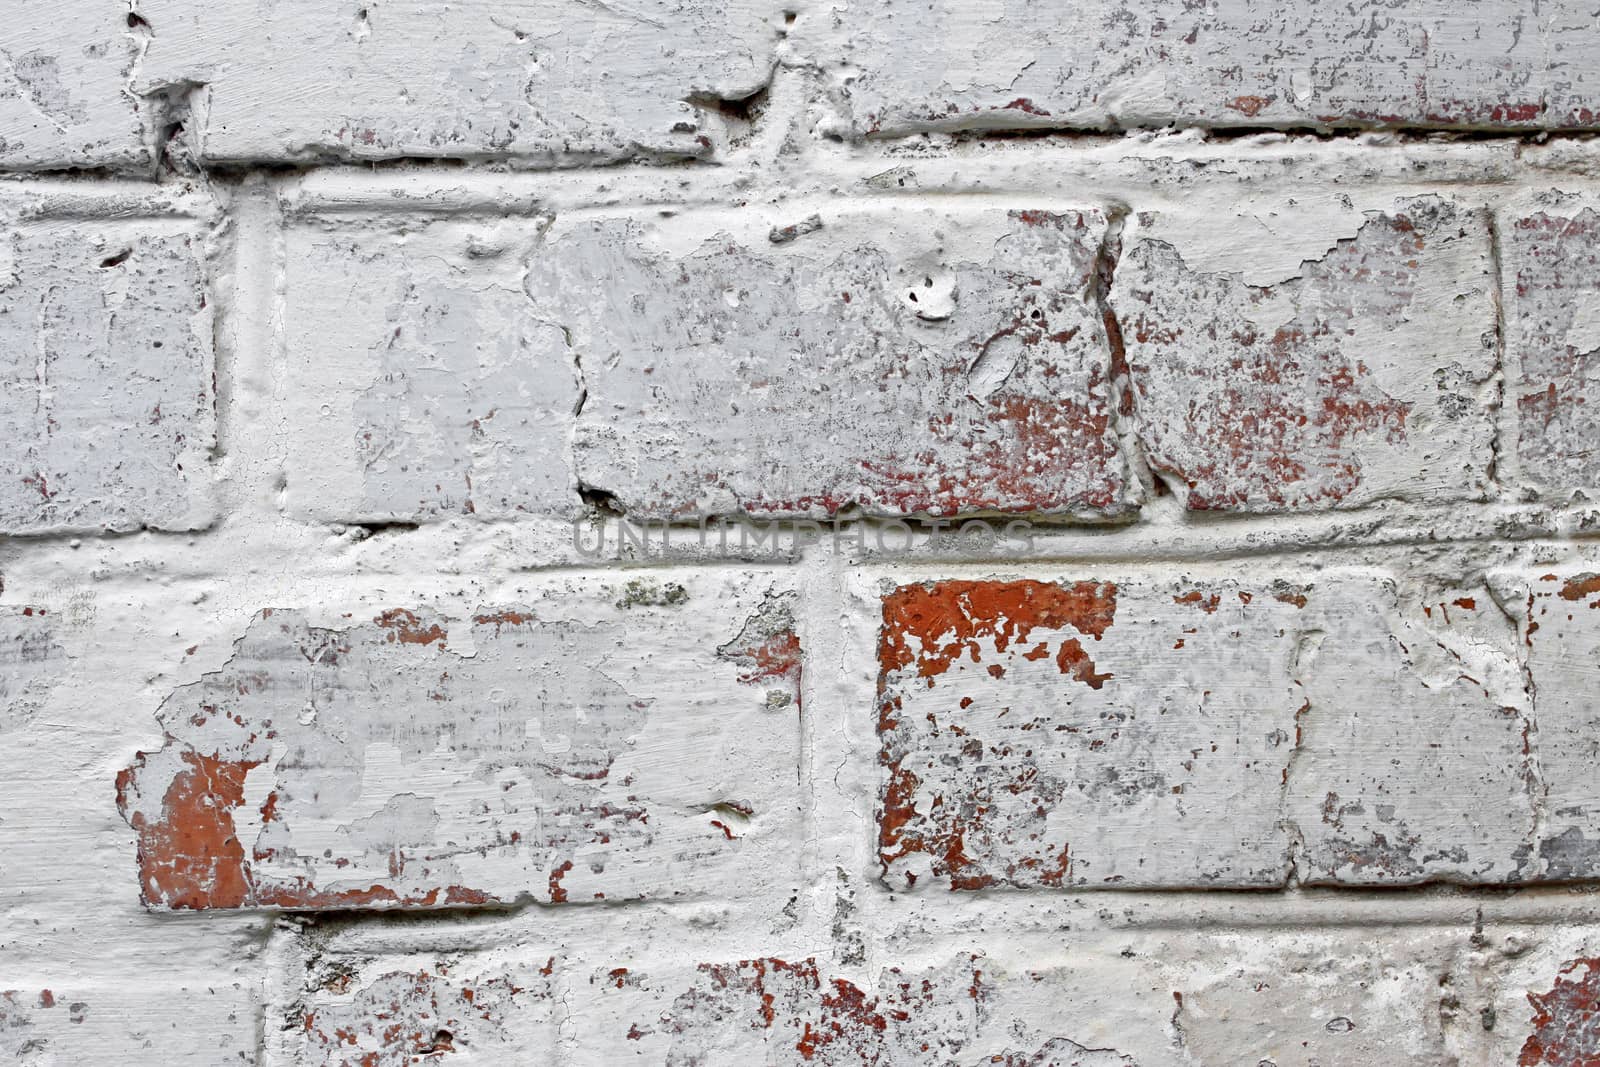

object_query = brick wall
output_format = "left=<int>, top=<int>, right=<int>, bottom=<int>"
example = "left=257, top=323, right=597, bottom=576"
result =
left=5, top=3, right=1600, bottom=1064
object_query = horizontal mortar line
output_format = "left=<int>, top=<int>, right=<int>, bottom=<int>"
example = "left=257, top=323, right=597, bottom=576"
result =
left=859, top=120, right=1600, bottom=143
left=269, top=165, right=1571, bottom=211
left=515, top=527, right=1600, bottom=570
left=3, top=528, right=1599, bottom=576
left=250, top=136, right=1577, bottom=184
left=274, top=889, right=1600, bottom=955
left=12, top=121, right=1600, bottom=189
left=7, top=152, right=1599, bottom=216
left=9, top=207, right=214, bottom=222
left=1078, top=887, right=1600, bottom=930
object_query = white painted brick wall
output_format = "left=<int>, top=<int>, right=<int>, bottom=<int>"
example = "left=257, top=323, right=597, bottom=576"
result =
left=5, top=4, right=1600, bottom=1065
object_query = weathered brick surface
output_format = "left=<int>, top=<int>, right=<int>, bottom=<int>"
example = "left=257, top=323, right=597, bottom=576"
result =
left=1503, top=194, right=1600, bottom=495
left=1475, top=929, right=1600, bottom=1066
left=115, top=582, right=802, bottom=909
left=559, top=929, right=1466, bottom=1064
left=1512, top=570, right=1600, bottom=879
left=1286, top=586, right=1536, bottom=885
left=551, top=207, right=1128, bottom=519
left=568, top=949, right=1177, bottom=1065
left=581, top=954, right=993, bottom=1064
left=294, top=955, right=558, bottom=1065
left=0, top=212, right=215, bottom=532
left=806, top=0, right=1600, bottom=137
left=1170, top=930, right=1459, bottom=1063
left=132, top=0, right=782, bottom=165
left=0, top=983, right=255, bottom=1065
left=0, top=9, right=148, bottom=172
left=1111, top=195, right=1496, bottom=511
left=282, top=212, right=580, bottom=522
left=876, top=574, right=1533, bottom=890
left=1, top=607, right=63, bottom=733
left=11, top=7, right=1600, bottom=1064
left=1515, top=957, right=1600, bottom=1066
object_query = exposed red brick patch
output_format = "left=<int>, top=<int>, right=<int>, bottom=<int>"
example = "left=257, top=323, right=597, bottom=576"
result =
left=718, top=592, right=803, bottom=696
left=1000, top=97, right=1051, bottom=116
left=302, top=969, right=539, bottom=1067
left=374, top=608, right=447, bottom=646
left=1559, top=575, right=1600, bottom=603
left=714, top=591, right=806, bottom=737
left=1174, top=590, right=1221, bottom=614
left=877, top=579, right=1136, bottom=890
left=878, top=579, right=1117, bottom=682
left=1056, top=638, right=1112, bottom=689
left=117, top=749, right=258, bottom=910
left=548, top=860, right=574, bottom=904
left=1519, top=958, right=1600, bottom=1066
left=471, top=609, right=534, bottom=631
left=654, top=955, right=986, bottom=1063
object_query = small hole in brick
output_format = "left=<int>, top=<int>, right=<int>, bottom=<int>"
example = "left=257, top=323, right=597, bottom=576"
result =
left=907, top=291, right=918, bottom=303
left=99, top=249, right=132, bottom=268
left=1029, top=309, right=1042, bottom=321
left=127, top=11, right=150, bottom=28
left=923, top=276, right=933, bottom=287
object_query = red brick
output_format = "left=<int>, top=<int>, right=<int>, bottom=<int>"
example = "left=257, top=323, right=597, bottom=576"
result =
left=543, top=207, right=1128, bottom=519
left=1503, top=197, right=1600, bottom=494
left=876, top=574, right=1534, bottom=890
left=803, top=1, right=1600, bottom=137
left=1518, top=957, right=1600, bottom=1067
left=293, top=955, right=557, bottom=1066
left=115, top=582, right=802, bottom=909
left=1112, top=195, right=1495, bottom=511
left=1511, top=570, right=1600, bottom=878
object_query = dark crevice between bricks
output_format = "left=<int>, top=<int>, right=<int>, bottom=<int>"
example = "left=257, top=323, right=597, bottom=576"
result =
left=1276, top=628, right=1325, bottom=887
left=137, top=80, right=208, bottom=178
left=567, top=323, right=587, bottom=419
left=1486, top=572, right=1550, bottom=874
left=1485, top=208, right=1511, bottom=494
left=346, top=520, right=423, bottom=540
left=577, top=483, right=626, bottom=517
left=1087, top=202, right=1171, bottom=507
left=682, top=67, right=776, bottom=149
left=683, top=82, right=772, bottom=126
left=286, top=898, right=539, bottom=934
